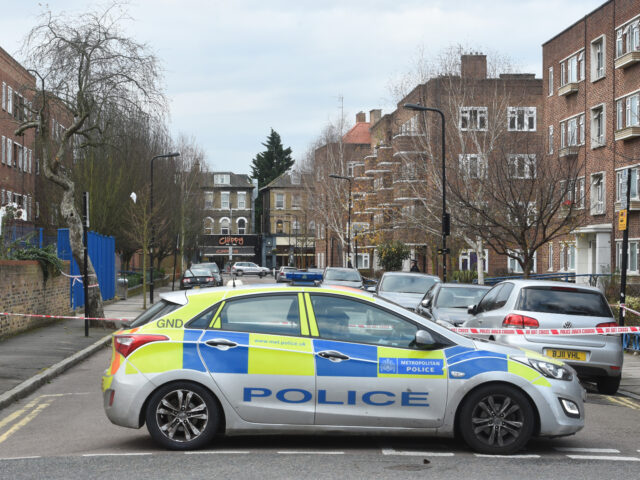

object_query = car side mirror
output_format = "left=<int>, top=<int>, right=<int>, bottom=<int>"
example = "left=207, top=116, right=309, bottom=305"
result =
left=421, top=299, right=431, bottom=308
left=366, top=286, right=376, bottom=293
left=415, top=330, right=436, bottom=347
left=467, top=304, right=476, bottom=315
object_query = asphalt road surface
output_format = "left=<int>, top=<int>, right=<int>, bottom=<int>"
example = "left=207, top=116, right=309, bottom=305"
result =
left=1, top=276, right=639, bottom=479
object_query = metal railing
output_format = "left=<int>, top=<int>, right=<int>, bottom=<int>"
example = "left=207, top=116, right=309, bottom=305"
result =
left=475, top=272, right=612, bottom=287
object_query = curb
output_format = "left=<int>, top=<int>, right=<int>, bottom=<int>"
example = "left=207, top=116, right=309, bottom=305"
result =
left=618, top=389, right=640, bottom=401
left=0, top=334, right=112, bottom=411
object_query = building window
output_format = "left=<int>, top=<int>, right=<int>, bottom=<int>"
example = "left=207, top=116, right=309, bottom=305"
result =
left=591, top=36, right=606, bottom=80
left=508, top=154, right=536, bottom=179
left=204, top=191, right=213, bottom=210
left=617, top=241, right=639, bottom=273
left=507, top=250, right=536, bottom=274
left=319, top=224, right=325, bottom=239
left=203, top=217, right=214, bottom=235
left=459, top=154, right=487, bottom=178
left=276, top=220, right=284, bottom=234
left=616, top=168, right=639, bottom=202
left=237, top=192, right=246, bottom=209
left=275, top=193, right=285, bottom=209
left=237, top=218, right=246, bottom=235
left=590, top=172, right=606, bottom=215
left=548, top=243, right=554, bottom=271
left=459, top=249, right=489, bottom=273
left=560, top=243, right=577, bottom=271
left=292, top=220, right=300, bottom=235
left=221, top=192, right=230, bottom=209
left=560, top=114, right=585, bottom=148
left=399, top=115, right=419, bottom=135
left=400, top=160, right=416, bottom=180
left=561, top=177, right=586, bottom=209
left=508, top=107, right=536, bottom=131
left=548, top=125, right=554, bottom=154
left=560, top=50, right=585, bottom=86
left=292, top=194, right=301, bottom=209
left=220, top=218, right=230, bottom=235
left=591, top=105, right=606, bottom=147
left=459, top=107, right=487, bottom=131
left=616, top=19, right=640, bottom=58
left=214, top=174, right=230, bottom=185
left=347, top=162, right=355, bottom=177
left=616, top=93, right=640, bottom=130
left=548, top=67, right=553, bottom=96
left=308, top=221, right=316, bottom=236
left=356, top=253, right=370, bottom=269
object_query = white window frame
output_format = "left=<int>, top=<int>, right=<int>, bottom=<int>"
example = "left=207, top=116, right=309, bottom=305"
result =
left=1, top=136, right=4, bottom=164
left=6, top=138, right=12, bottom=167
left=616, top=239, right=640, bottom=273
left=507, top=250, right=537, bottom=274
left=219, top=217, right=231, bottom=235
left=203, top=217, right=215, bottom=235
left=590, top=104, right=606, bottom=148
left=560, top=49, right=585, bottom=86
left=399, top=115, right=419, bottom=135
left=615, top=17, right=640, bottom=59
left=275, top=192, right=285, bottom=209
left=204, top=191, right=214, bottom=210
left=590, top=172, right=606, bottom=215
left=616, top=167, right=639, bottom=202
left=459, top=154, right=487, bottom=179
left=548, top=243, right=554, bottom=271
left=220, top=191, right=230, bottom=209
left=356, top=253, right=370, bottom=269
left=508, top=154, right=537, bottom=179
left=617, top=93, right=640, bottom=130
left=237, top=192, right=246, bottom=209
left=590, top=35, right=606, bottom=81
left=459, top=249, right=489, bottom=273
left=292, top=194, right=301, bottom=209
left=7, top=86, right=12, bottom=115
left=507, top=107, right=536, bottom=132
left=548, top=125, right=554, bottom=154
left=214, top=174, right=230, bottom=185
left=548, top=67, right=553, bottom=96
left=236, top=217, right=247, bottom=235
left=459, top=107, right=488, bottom=131
left=561, top=177, right=586, bottom=209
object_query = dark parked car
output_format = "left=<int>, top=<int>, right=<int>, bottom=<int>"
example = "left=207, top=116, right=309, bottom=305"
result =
left=180, top=268, right=218, bottom=290
left=193, top=262, right=222, bottom=286
left=417, top=283, right=491, bottom=326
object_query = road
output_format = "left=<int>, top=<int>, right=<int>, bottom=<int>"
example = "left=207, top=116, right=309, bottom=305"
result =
left=1, top=275, right=639, bottom=479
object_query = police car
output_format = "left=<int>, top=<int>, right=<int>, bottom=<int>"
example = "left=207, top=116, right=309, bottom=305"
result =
left=102, top=279, right=585, bottom=454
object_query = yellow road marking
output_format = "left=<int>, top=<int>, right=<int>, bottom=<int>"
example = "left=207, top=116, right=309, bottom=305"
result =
left=0, top=403, right=50, bottom=444
left=614, top=396, right=640, bottom=410
left=606, top=396, right=640, bottom=410
left=0, top=398, right=41, bottom=431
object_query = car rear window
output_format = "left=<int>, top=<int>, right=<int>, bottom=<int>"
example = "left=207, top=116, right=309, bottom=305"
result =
left=517, top=287, right=612, bottom=317
left=129, top=300, right=181, bottom=327
left=324, top=269, right=361, bottom=281
left=380, top=275, right=439, bottom=294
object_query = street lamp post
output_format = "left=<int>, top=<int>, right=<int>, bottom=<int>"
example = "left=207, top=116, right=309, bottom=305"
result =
left=150, top=152, right=180, bottom=304
left=329, top=174, right=353, bottom=268
left=403, top=103, right=449, bottom=282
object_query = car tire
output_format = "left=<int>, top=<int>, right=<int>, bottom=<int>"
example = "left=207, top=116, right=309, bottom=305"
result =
left=237, top=270, right=243, bottom=276
left=259, top=273, right=264, bottom=278
left=596, top=375, right=621, bottom=395
left=459, top=384, right=535, bottom=455
left=146, top=382, right=220, bottom=450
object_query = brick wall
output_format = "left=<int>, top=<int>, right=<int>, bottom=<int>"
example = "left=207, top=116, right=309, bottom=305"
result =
left=0, top=259, right=71, bottom=338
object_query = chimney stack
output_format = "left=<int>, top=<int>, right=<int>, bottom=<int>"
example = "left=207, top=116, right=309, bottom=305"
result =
left=461, top=54, right=487, bottom=79
left=355, top=111, right=366, bottom=123
left=369, top=109, right=382, bottom=125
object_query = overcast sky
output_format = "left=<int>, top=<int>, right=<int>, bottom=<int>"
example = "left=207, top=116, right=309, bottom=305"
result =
left=1, top=0, right=604, bottom=174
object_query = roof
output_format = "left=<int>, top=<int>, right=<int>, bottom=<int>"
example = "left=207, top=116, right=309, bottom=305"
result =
left=260, top=170, right=310, bottom=191
left=202, top=172, right=255, bottom=189
left=343, top=121, right=371, bottom=144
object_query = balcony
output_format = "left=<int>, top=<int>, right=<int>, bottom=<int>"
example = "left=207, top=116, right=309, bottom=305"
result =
left=615, top=51, right=640, bottom=70
left=614, top=126, right=640, bottom=142
left=559, top=146, right=579, bottom=158
left=558, top=82, right=579, bottom=97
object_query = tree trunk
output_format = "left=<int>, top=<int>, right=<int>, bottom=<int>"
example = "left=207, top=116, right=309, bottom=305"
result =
left=476, top=238, right=485, bottom=285
left=43, top=147, right=105, bottom=318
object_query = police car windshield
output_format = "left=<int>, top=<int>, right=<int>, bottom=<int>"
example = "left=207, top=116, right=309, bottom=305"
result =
left=324, top=269, right=361, bottom=281
left=380, top=275, right=438, bottom=294
left=129, top=300, right=181, bottom=328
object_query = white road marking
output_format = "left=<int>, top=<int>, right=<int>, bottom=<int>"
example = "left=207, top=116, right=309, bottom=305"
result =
left=555, top=447, right=620, bottom=453
left=82, top=453, right=153, bottom=457
left=566, top=455, right=640, bottom=462
left=382, top=448, right=454, bottom=457
left=184, top=451, right=251, bottom=455
left=474, top=454, right=540, bottom=459
left=277, top=451, right=345, bottom=455
left=0, top=456, right=41, bottom=460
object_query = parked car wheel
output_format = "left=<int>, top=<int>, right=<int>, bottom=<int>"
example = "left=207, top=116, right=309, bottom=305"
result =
left=459, top=384, right=535, bottom=455
left=237, top=270, right=244, bottom=276
left=596, top=375, right=621, bottom=395
left=145, top=382, right=220, bottom=450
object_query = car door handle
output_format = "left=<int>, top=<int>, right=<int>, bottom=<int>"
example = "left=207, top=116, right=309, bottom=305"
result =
left=317, top=350, right=350, bottom=362
left=205, top=339, right=238, bottom=349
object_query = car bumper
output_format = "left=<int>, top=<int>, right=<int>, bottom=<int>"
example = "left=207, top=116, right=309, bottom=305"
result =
left=534, top=376, right=586, bottom=436
left=496, top=334, right=623, bottom=379
left=102, top=368, right=156, bottom=429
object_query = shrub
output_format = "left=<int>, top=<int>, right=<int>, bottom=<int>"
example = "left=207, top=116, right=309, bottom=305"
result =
left=451, top=270, right=477, bottom=284
left=376, top=241, right=411, bottom=272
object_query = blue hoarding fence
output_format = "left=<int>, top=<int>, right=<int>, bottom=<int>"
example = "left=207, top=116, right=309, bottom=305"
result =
left=57, top=228, right=115, bottom=309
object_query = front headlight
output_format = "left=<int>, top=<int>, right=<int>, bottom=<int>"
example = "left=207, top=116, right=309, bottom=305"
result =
left=513, top=356, right=573, bottom=381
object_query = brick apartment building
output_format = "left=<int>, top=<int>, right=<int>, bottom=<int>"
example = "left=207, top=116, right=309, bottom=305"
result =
left=0, top=47, right=37, bottom=237
left=542, top=0, right=640, bottom=283
left=314, top=55, right=543, bottom=277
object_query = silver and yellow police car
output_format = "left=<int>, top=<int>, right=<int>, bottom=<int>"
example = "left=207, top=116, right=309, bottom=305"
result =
left=102, top=278, right=585, bottom=454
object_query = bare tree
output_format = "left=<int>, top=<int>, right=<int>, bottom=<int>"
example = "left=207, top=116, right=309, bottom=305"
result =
left=16, top=3, right=165, bottom=316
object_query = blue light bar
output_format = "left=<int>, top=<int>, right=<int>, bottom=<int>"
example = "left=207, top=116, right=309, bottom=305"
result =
left=285, top=271, right=323, bottom=285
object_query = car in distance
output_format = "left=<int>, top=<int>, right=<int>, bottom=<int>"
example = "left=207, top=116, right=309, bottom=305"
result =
left=418, top=283, right=491, bottom=326
left=463, top=280, right=622, bottom=394
left=231, top=261, right=269, bottom=277
left=179, top=268, right=218, bottom=290
left=193, top=262, right=222, bottom=286
left=322, top=267, right=363, bottom=289
left=276, top=266, right=297, bottom=283
left=375, top=272, right=441, bottom=311
left=103, top=284, right=585, bottom=454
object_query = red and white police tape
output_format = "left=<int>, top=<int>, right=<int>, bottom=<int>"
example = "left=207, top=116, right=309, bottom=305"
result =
left=448, top=326, right=640, bottom=335
left=0, top=312, right=129, bottom=322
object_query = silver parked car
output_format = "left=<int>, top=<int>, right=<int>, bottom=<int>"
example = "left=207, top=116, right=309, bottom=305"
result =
left=276, top=266, right=297, bottom=283
left=376, top=272, right=441, bottom=311
left=463, top=280, right=623, bottom=394
left=418, top=283, right=491, bottom=326
left=231, top=261, right=269, bottom=277
left=322, top=267, right=363, bottom=289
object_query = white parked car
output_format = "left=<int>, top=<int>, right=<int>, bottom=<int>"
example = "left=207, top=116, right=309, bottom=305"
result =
left=231, top=261, right=269, bottom=277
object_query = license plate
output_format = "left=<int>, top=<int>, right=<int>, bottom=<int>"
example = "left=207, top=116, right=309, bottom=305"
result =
left=545, top=349, right=587, bottom=361
left=193, top=286, right=200, bottom=289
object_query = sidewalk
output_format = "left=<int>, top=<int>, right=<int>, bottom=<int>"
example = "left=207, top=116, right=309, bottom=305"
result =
left=1, top=287, right=640, bottom=409
left=0, top=285, right=174, bottom=410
